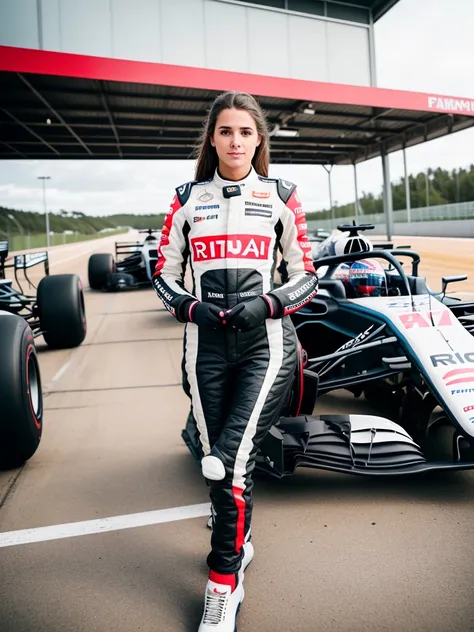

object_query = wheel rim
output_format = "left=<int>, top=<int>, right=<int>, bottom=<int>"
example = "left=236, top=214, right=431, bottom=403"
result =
left=26, top=346, right=42, bottom=427
left=78, top=280, right=87, bottom=333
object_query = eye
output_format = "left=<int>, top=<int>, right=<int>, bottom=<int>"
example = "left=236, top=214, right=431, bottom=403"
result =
left=220, top=130, right=230, bottom=135
left=242, top=130, right=252, bottom=136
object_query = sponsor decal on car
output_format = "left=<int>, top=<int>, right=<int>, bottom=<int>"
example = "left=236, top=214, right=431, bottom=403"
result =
left=337, top=325, right=375, bottom=352
left=387, top=297, right=431, bottom=309
left=451, top=388, right=474, bottom=395
left=398, top=310, right=452, bottom=329
left=430, top=353, right=474, bottom=368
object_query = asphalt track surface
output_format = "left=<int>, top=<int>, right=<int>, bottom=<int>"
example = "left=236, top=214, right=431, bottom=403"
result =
left=1, top=233, right=474, bottom=632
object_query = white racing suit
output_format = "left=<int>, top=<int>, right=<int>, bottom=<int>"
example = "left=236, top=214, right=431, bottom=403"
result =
left=153, top=167, right=318, bottom=574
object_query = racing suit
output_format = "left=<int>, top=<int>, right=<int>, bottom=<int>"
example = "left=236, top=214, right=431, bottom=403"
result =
left=153, top=167, right=318, bottom=575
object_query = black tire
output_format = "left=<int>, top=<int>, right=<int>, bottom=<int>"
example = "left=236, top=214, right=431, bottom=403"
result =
left=424, top=416, right=456, bottom=461
left=37, top=274, right=87, bottom=349
left=88, top=253, right=115, bottom=290
left=0, top=314, right=43, bottom=469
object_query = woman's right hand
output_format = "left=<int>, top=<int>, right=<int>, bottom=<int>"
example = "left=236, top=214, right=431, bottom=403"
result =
left=189, top=301, right=224, bottom=329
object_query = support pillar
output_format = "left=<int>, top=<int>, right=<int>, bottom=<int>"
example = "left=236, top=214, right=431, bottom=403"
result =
left=403, top=145, right=411, bottom=223
left=353, top=162, right=360, bottom=218
left=381, top=149, right=394, bottom=241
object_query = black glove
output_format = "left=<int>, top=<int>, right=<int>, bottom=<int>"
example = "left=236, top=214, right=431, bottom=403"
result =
left=189, top=301, right=224, bottom=329
left=224, top=296, right=271, bottom=332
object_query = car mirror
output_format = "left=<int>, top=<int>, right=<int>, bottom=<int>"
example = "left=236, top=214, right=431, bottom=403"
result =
left=441, top=275, right=468, bottom=294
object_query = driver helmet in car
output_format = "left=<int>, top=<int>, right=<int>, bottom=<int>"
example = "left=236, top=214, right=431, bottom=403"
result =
left=348, top=259, right=388, bottom=298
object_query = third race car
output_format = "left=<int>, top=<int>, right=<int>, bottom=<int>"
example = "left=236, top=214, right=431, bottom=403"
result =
left=88, top=229, right=161, bottom=291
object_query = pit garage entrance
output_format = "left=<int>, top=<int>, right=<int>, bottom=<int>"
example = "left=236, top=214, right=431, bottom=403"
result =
left=1, top=45, right=474, bottom=237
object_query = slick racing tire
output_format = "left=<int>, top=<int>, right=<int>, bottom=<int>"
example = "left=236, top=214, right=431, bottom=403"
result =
left=37, top=274, right=87, bottom=349
left=88, top=253, right=116, bottom=290
left=0, top=314, right=43, bottom=469
left=424, top=416, right=457, bottom=461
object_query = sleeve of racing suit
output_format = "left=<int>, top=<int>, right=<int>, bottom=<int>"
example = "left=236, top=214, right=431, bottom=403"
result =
left=152, top=192, right=197, bottom=323
left=264, top=186, right=318, bottom=317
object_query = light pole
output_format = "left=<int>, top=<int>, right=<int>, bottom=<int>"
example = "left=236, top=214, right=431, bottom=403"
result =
left=322, top=165, right=334, bottom=227
left=38, top=176, right=51, bottom=248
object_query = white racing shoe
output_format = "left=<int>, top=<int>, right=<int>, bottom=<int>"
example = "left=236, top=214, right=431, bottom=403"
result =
left=198, top=577, right=244, bottom=632
left=197, top=544, right=254, bottom=631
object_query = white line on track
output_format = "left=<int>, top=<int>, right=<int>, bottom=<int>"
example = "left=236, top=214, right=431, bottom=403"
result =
left=46, top=283, right=116, bottom=390
left=0, top=502, right=211, bottom=548
left=49, top=247, right=99, bottom=267
left=50, top=359, right=72, bottom=383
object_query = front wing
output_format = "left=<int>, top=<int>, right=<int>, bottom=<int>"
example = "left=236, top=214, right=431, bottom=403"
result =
left=182, top=413, right=474, bottom=478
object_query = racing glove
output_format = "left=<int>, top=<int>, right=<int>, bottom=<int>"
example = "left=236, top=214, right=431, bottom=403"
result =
left=224, top=296, right=274, bottom=332
left=187, top=300, right=223, bottom=329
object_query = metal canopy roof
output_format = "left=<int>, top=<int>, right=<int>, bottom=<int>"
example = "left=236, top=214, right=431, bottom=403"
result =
left=364, top=0, right=401, bottom=22
left=1, top=45, right=474, bottom=166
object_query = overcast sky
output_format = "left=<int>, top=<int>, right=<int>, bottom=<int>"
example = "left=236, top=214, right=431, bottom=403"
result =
left=1, top=0, right=473, bottom=218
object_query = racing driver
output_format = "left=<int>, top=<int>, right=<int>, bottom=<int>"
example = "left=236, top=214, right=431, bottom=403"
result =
left=153, top=91, right=318, bottom=631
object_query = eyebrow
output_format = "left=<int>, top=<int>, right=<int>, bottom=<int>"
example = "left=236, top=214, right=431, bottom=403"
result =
left=218, top=125, right=254, bottom=131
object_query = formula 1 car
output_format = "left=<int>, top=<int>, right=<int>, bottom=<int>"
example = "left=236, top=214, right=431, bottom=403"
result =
left=88, top=229, right=161, bottom=291
left=183, top=226, right=474, bottom=478
left=0, top=241, right=87, bottom=469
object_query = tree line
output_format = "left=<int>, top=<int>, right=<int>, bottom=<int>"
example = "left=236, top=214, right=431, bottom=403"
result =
left=307, top=165, right=474, bottom=221
left=1, top=165, right=473, bottom=235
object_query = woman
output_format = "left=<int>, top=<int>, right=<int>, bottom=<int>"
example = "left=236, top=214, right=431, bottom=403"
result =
left=153, top=91, right=318, bottom=631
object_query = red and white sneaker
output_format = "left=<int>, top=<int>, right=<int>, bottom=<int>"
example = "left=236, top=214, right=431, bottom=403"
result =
left=198, top=574, right=244, bottom=631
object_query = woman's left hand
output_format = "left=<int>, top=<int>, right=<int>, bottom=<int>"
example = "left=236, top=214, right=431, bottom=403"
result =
left=223, top=296, right=270, bottom=332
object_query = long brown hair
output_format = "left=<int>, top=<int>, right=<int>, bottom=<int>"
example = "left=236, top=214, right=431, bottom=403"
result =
left=194, top=91, right=270, bottom=181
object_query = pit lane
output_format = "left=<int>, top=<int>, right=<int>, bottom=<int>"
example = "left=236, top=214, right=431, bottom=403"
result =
left=0, top=234, right=473, bottom=632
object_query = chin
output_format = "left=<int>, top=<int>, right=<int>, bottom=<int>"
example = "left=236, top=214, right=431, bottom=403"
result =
left=224, top=159, right=247, bottom=170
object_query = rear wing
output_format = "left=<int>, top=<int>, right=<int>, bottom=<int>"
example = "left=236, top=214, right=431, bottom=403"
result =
left=0, top=242, right=50, bottom=292
left=0, top=241, right=8, bottom=279
left=14, top=251, right=49, bottom=274
left=115, top=241, right=142, bottom=259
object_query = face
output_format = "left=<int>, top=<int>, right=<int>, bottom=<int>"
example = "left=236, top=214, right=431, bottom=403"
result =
left=210, top=108, right=261, bottom=176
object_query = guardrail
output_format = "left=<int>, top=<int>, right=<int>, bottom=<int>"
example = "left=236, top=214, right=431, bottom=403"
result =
left=308, top=201, right=474, bottom=232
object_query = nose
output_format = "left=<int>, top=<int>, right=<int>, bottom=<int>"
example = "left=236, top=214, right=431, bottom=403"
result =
left=230, top=133, right=242, bottom=148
